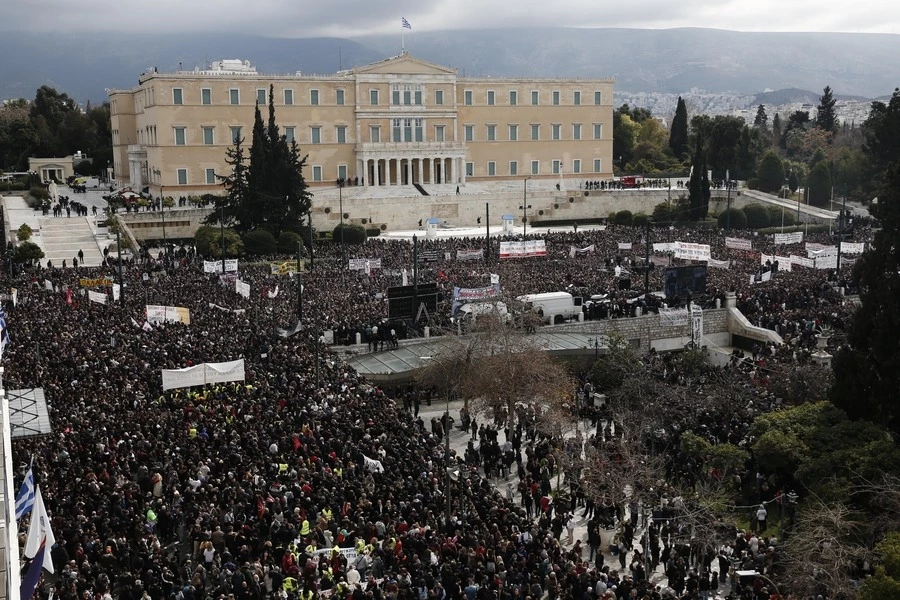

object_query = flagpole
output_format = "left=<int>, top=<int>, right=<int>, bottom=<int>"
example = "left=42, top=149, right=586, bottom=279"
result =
left=0, top=365, right=22, bottom=599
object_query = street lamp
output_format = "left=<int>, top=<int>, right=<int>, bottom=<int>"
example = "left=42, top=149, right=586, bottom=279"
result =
left=520, top=176, right=532, bottom=238
left=338, top=178, right=346, bottom=268
left=725, top=169, right=732, bottom=232
left=420, top=355, right=454, bottom=531
left=159, top=183, right=167, bottom=256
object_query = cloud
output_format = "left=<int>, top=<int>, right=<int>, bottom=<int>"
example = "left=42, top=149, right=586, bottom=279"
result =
left=4, top=0, right=900, bottom=35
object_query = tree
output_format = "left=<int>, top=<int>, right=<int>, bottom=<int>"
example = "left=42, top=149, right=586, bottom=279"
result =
left=669, top=96, right=689, bottom=158
left=194, top=225, right=244, bottom=257
left=862, top=88, right=900, bottom=192
left=788, top=170, right=799, bottom=193
left=806, top=160, right=832, bottom=207
left=14, top=241, right=44, bottom=264
left=688, top=136, right=711, bottom=220
left=754, top=104, right=768, bottom=130
left=333, top=224, right=366, bottom=245
left=16, top=224, right=32, bottom=242
left=816, top=85, right=838, bottom=136
left=832, top=161, right=900, bottom=435
left=613, top=109, right=639, bottom=169
left=781, top=110, right=811, bottom=150
left=717, top=208, right=747, bottom=229
left=242, top=229, right=277, bottom=255
left=771, top=113, right=782, bottom=149
left=756, top=150, right=785, bottom=193
left=212, top=137, right=250, bottom=229
left=742, top=204, right=770, bottom=229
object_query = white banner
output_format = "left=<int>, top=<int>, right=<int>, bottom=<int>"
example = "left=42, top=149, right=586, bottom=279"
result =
left=161, top=359, right=245, bottom=391
left=569, top=244, right=595, bottom=258
left=209, top=302, right=246, bottom=315
left=725, top=237, right=752, bottom=251
left=203, top=259, right=238, bottom=273
left=761, top=254, right=775, bottom=266
left=88, top=290, right=107, bottom=304
left=706, top=258, right=731, bottom=269
left=348, top=258, right=382, bottom=271
left=790, top=255, right=816, bottom=268
left=816, top=255, right=838, bottom=269
left=774, top=231, right=804, bottom=245
left=112, top=284, right=121, bottom=301
left=805, top=242, right=829, bottom=252
left=499, top=240, right=547, bottom=259
left=659, top=307, right=689, bottom=327
left=674, top=241, right=711, bottom=262
left=617, top=242, right=633, bottom=251
left=690, top=305, right=704, bottom=345
left=653, top=242, right=676, bottom=253
left=775, top=256, right=792, bottom=272
left=44, top=279, right=53, bottom=291
left=456, top=249, right=484, bottom=261
left=808, top=247, right=838, bottom=259
left=146, top=304, right=191, bottom=325
left=840, top=242, right=865, bottom=254
left=235, top=279, right=250, bottom=299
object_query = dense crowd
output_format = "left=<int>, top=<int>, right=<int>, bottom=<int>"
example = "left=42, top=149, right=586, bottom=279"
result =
left=2, top=220, right=871, bottom=600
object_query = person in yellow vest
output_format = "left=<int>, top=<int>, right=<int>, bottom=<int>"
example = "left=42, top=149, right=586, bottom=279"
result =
left=283, top=576, right=298, bottom=593
left=305, top=541, right=317, bottom=555
left=300, top=518, right=311, bottom=536
left=322, top=507, right=333, bottom=522
left=298, top=587, right=314, bottom=600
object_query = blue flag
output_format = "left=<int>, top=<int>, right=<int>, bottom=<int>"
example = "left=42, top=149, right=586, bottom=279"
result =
left=402, top=17, right=412, bottom=30
left=15, top=462, right=34, bottom=521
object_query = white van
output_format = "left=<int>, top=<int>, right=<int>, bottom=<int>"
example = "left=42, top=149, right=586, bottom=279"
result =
left=516, top=292, right=583, bottom=324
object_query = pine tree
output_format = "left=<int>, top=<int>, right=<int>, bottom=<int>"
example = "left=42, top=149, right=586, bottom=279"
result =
left=214, top=137, right=249, bottom=226
left=668, top=96, right=689, bottom=158
left=815, top=85, right=838, bottom=135
left=772, top=113, right=782, bottom=149
left=688, top=137, right=710, bottom=220
left=754, top=104, right=768, bottom=130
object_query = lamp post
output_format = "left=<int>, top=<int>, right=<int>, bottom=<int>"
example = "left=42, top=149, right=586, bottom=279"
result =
left=115, top=217, right=125, bottom=307
left=725, top=169, right=732, bottom=232
left=420, top=355, right=454, bottom=530
left=159, top=184, right=167, bottom=256
left=338, top=178, right=346, bottom=268
left=219, top=202, right=226, bottom=275
left=520, top=176, right=532, bottom=238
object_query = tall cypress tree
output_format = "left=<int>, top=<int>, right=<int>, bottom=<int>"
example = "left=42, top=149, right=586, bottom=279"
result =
left=754, top=104, right=768, bottom=130
left=669, top=96, right=689, bottom=158
left=688, top=137, right=710, bottom=220
left=816, top=85, right=838, bottom=135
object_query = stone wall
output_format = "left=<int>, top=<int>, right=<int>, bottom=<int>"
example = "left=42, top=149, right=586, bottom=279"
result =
left=120, top=208, right=213, bottom=241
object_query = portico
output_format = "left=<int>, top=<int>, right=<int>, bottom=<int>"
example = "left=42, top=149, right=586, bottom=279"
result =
left=358, top=152, right=466, bottom=186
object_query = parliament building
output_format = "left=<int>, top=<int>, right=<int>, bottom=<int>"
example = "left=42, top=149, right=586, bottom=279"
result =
left=108, top=52, right=614, bottom=197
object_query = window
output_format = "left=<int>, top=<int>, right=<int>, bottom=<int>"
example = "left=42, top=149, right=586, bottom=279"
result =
left=393, top=119, right=402, bottom=142
left=594, top=91, right=602, bottom=105
left=414, top=85, right=422, bottom=105
left=403, top=118, right=413, bottom=142
left=336, top=89, right=345, bottom=105
left=392, top=84, right=401, bottom=105
left=552, top=124, right=561, bottom=140
left=370, top=125, right=380, bottom=143
left=531, top=160, right=540, bottom=175
left=487, top=91, right=495, bottom=106
left=174, top=127, right=186, bottom=146
left=508, top=124, right=518, bottom=141
left=257, top=89, right=267, bottom=106
left=594, top=159, right=602, bottom=173
left=205, top=168, right=216, bottom=184
left=465, top=125, right=474, bottom=142
left=310, top=89, right=319, bottom=105
left=435, top=90, right=444, bottom=105
left=487, top=161, right=496, bottom=176
left=466, top=162, right=474, bottom=177
left=574, top=91, right=581, bottom=106
left=177, top=168, right=188, bottom=185
left=370, top=89, right=379, bottom=105
left=229, top=89, right=240, bottom=105
left=310, top=126, right=321, bottom=144
left=573, top=123, right=582, bottom=140
left=464, top=90, right=473, bottom=106
left=336, top=126, right=347, bottom=144
left=509, top=161, right=518, bottom=176
left=593, top=123, right=603, bottom=140
left=201, top=88, right=211, bottom=105
left=312, top=166, right=323, bottom=182
left=173, top=88, right=183, bottom=105
left=509, top=90, right=517, bottom=106
left=573, top=159, right=581, bottom=174
left=531, top=124, right=540, bottom=141
left=230, top=126, right=242, bottom=143
left=202, top=126, right=214, bottom=145
left=284, top=89, right=294, bottom=105
left=338, top=165, right=348, bottom=181
left=403, top=84, right=412, bottom=105
left=435, top=125, right=445, bottom=142
left=486, top=125, right=496, bottom=141
left=414, top=118, right=424, bottom=142
left=552, top=90, right=560, bottom=105
left=552, top=160, right=561, bottom=174
left=284, top=126, right=295, bottom=143
left=531, top=90, right=539, bottom=106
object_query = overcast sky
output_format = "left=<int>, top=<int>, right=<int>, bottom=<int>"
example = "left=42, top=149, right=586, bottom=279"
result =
left=7, top=0, right=900, bottom=36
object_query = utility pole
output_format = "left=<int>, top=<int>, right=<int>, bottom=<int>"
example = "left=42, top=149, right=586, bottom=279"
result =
left=116, top=222, right=125, bottom=307
left=412, top=235, right=419, bottom=326
left=307, top=215, right=314, bottom=269
left=445, top=385, right=452, bottom=531
left=836, top=191, right=847, bottom=273
left=160, top=185, right=167, bottom=256
left=220, top=203, right=226, bottom=276
left=297, top=241, right=303, bottom=322
left=338, top=179, right=346, bottom=268
left=644, top=218, right=651, bottom=296
left=521, top=176, right=531, bottom=238
left=485, top=202, right=490, bottom=264
left=725, top=169, right=731, bottom=232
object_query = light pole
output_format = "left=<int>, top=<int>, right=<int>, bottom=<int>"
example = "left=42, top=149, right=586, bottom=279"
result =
left=159, top=184, right=167, bottom=256
left=420, top=355, right=454, bottom=530
left=520, top=176, right=532, bottom=238
left=725, top=169, right=731, bottom=232
left=338, top=178, right=346, bottom=268
left=219, top=202, right=226, bottom=275
left=115, top=217, right=125, bottom=307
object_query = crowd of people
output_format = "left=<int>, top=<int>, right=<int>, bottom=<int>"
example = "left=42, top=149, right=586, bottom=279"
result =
left=2, top=217, right=872, bottom=600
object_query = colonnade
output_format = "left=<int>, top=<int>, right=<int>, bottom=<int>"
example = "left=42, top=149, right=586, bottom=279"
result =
left=358, top=156, right=465, bottom=187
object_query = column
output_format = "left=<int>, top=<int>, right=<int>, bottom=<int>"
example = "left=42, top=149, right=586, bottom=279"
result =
left=389, top=159, right=395, bottom=185
left=430, top=158, right=436, bottom=185
left=460, top=157, right=467, bottom=184
left=451, top=158, right=458, bottom=185
left=376, top=159, right=383, bottom=186
left=405, top=159, right=412, bottom=186
left=416, top=158, right=423, bottom=184
left=359, top=158, right=366, bottom=187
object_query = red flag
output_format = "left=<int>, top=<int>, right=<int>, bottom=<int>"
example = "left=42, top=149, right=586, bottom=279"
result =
left=64, top=289, right=73, bottom=305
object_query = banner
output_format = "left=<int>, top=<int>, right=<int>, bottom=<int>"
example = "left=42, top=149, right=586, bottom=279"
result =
left=348, top=258, right=382, bottom=271
left=805, top=242, right=829, bottom=252
left=775, top=256, right=792, bottom=272
left=204, top=259, right=238, bottom=274
left=808, top=247, right=838, bottom=259
left=267, top=285, right=280, bottom=299
left=706, top=258, right=731, bottom=269
left=674, top=241, right=711, bottom=262
left=457, top=249, right=483, bottom=261
left=653, top=242, right=675, bottom=253
left=44, top=280, right=53, bottom=292
left=690, top=305, right=704, bottom=345
left=235, top=279, right=250, bottom=299
left=790, top=255, right=816, bottom=268
left=451, top=284, right=501, bottom=314
left=270, top=260, right=300, bottom=275
left=617, top=242, right=633, bottom=251
left=112, top=284, right=121, bottom=301
left=816, top=255, right=838, bottom=269
left=650, top=255, right=670, bottom=267
left=161, top=359, right=245, bottom=391
left=725, top=237, right=752, bottom=251
left=88, top=290, right=107, bottom=304
left=10, top=288, right=16, bottom=307
left=146, top=304, right=191, bottom=325
left=659, top=307, right=689, bottom=327
left=499, top=240, right=546, bottom=259
left=840, top=242, right=865, bottom=254
left=774, top=231, right=804, bottom=245
left=79, top=278, right=113, bottom=287
left=209, top=302, right=246, bottom=315
left=761, top=253, right=775, bottom=266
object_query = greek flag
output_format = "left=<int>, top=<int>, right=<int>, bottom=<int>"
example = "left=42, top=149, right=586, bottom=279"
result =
left=15, top=462, right=35, bottom=521
left=402, top=17, right=412, bottom=30
left=0, top=307, right=9, bottom=355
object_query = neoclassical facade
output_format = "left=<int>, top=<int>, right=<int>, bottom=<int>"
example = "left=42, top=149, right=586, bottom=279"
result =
left=108, top=53, right=614, bottom=196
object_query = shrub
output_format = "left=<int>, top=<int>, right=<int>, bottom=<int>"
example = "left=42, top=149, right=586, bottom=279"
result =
left=717, top=208, right=747, bottom=230
left=243, top=229, right=277, bottom=255
left=277, top=231, right=302, bottom=254
left=652, top=203, right=675, bottom=223
left=743, top=203, right=770, bottom=229
left=757, top=150, right=786, bottom=193
left=612, top=210, right=634, bottom=226
left=333, top=223, right=367, bottom=245
left=807, top=160, right=833, bottom=207
left=632, top=213, right=650, bottom=227
left=366, top=228, right=382, bottom=237
left=767, top=206, right=796, bottom=227
left=194, top=225, right=244, bottom=257
left=746, top=178, right=759, bottom=190
left=15, top=241, right=44, bottom=264
left=29, top=185, right=49, bottom=201
left=16, top=223, right=33, bottom=242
